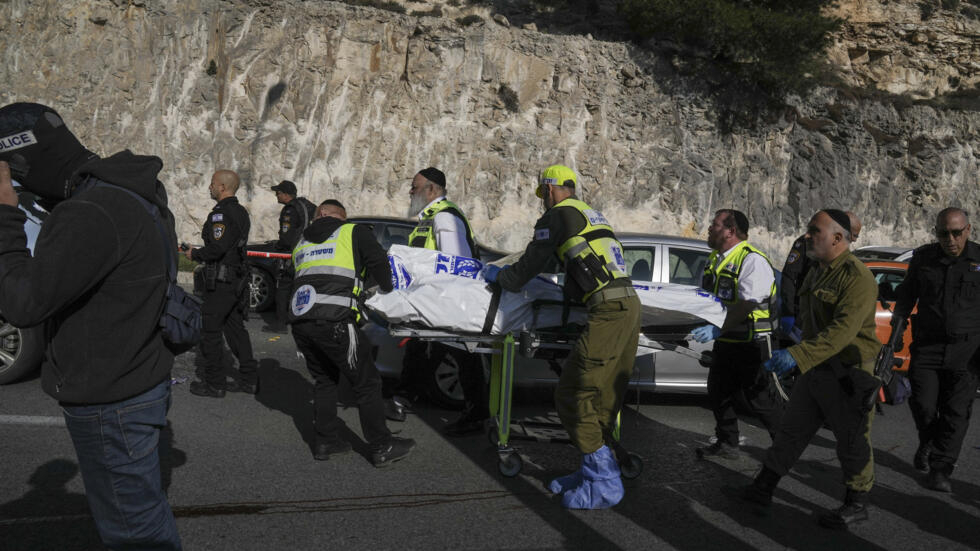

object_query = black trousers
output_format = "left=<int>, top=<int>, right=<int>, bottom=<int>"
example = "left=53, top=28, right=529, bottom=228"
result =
left=396, top=340, right=487, bottom=415
left=707, top=339, right=785, bottom=446
left=275, top=265, right=294, bottom=327
left=908, top=341, right=979, bottom=473
left=201, top=279, right=257, bottom=387
left=292, top=320, right=390, bottom=447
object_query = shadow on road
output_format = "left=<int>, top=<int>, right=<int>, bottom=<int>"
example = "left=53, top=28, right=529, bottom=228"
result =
left=0, top=459, right=101, bottom=551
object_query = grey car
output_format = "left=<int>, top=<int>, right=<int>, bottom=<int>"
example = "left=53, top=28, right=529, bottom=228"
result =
left=364, top=231, right=716, bottom=408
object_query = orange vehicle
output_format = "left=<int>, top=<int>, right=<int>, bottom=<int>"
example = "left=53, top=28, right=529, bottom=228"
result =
left=864, top=260, right=914, bottom=372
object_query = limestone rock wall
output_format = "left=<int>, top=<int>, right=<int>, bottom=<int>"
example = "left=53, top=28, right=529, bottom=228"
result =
left=1, top=0, right=977, bottom=261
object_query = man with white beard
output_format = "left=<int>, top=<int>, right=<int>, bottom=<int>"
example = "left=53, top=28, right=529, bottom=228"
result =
left=388, top=168, right=489, bottom=436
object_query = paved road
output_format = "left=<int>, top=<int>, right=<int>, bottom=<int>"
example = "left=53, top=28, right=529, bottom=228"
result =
left=1, top=315, right=978, bottom=550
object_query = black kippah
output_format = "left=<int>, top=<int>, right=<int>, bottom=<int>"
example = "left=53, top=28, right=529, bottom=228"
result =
left=731, top=210, right=749, bottom=235
left=418, top=167, right=446, bottom=188
left=821, top=208, right=851, bottom=234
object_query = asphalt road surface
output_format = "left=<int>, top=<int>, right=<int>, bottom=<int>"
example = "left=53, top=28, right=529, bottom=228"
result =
left=1, top=314, right=978, bottom=550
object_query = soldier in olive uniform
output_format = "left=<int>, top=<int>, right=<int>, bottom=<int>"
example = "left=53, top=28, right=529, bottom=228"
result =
left=186, top=170, right=258, bottom=397
left=742, top=209, right=880, bottom=530
left=266, top=180, right=316, bottom=333
left=487, top=164, right=640, bottom=510
left=891, top=207, right=980, bottom=493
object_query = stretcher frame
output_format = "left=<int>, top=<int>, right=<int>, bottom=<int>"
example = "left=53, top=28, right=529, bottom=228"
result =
left=387, top=324, right=704, bottom=477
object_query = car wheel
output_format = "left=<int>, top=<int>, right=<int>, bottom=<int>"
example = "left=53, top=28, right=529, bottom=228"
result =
left=0, top=319, right=44, bottom=384
left=249, top=268, right=275, bottom=312
left=425, top=350, right=466, bottom=410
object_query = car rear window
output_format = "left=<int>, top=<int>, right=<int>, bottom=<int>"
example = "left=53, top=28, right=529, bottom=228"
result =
left=668, top=247, right=709, bottom=286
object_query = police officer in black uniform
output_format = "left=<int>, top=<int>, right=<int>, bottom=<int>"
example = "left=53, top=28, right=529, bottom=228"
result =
left=892, top=206, right=980, bottom=493
left=186, top=170, right=259, bottom=397
left=265, top=179, right=316, bottom=333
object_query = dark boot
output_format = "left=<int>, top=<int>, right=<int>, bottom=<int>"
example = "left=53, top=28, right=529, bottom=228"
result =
left=189, top=380, right=226, bottom=398
left=371, top=437, right=416, bottom=467
left=313, top=439, right=352, bottom=461
left=819, top=489, right=869, bottom=529
left=913, top=443, right=931, bottom=473
left=738, top=467, right=781, bottom=510
left=696, top=440, right=739, bottom=460
left=927, top=467, right=952, bottom=493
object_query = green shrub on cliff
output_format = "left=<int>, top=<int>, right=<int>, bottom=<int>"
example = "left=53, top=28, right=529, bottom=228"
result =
left=619, top=0, right=841, bottom=92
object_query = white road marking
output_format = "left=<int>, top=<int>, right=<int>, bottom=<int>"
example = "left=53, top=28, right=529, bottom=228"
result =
left=0, top=414, right=65, bottom=427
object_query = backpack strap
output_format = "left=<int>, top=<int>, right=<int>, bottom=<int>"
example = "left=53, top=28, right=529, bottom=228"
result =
left=91, top=180, right=176, bottom=283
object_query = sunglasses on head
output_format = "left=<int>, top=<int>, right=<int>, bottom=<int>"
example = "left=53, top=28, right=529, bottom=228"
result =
left=936, top=227, right=967, bottom=239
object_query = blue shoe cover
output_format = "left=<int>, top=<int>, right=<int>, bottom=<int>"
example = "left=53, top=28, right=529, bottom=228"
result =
left=549, top=470, right=583, bottom=494
left=560, top=446, right=624, bottom=510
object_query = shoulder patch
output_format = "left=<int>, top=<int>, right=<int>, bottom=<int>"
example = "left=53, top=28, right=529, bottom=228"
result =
left=213, top=223, right=226, bottom=240
left=583, top=209, right=610, bottom=227
left=211, top=213, right=223, bottom=222
left=534, top=228, right=550, bottom=241
left=786, top=251, right=799, bottom=264
left=971, top=263, right=980, bottom=272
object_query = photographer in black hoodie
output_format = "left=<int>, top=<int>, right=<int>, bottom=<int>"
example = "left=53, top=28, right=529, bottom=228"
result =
left=0, top=104, right=182, bottom=550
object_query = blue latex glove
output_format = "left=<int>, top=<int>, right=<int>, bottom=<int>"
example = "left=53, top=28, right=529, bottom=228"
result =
left=691, top=324, right=722, bottom=343
left=482, top=264, right=502, bottom=283
left=559, top=445, right=624, bottom=510
left=779, top=316, right=796, bottom=332
left=765, top=349, right=797, bottom=376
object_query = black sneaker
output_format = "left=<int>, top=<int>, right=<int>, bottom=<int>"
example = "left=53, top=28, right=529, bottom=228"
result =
left=927, top=469, right=952, bottom=493
left=371, top=437, right=416, bottom=467
left=385, top=398, right=407, bottom=422
left=313, top=440, right=353, bottom=461
left=189, top=381, right=226, bottom=398
left=696, top=441, right=739, bottom=460
left=229, top=379, right=259, bottom=395
left=819, top=501, right=869, bottom=529
left=913, top=444, right=931, bottom=473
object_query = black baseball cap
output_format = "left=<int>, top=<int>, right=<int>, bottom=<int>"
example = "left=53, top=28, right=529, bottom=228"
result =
left=271, top=180, right=297, bottom=195
left=417, top=167, right=446, bottom=189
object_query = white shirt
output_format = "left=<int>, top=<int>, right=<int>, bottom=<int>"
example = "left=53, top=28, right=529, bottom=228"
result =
left=717, top=241, right=775, bottom=303
left=419, top=196, right=473, bottom=258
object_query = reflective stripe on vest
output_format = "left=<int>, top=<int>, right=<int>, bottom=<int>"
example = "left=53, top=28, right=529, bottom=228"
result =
left=291, top=223, right=364, bottom=321
left=553, top=198, right=629, bottom=302
left=408, top=198, right=480, bottom=259
left=701, top=241, right=776, bottom=342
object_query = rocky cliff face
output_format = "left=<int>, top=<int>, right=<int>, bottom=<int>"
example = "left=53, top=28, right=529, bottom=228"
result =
left=1, top=0, right=977, bottom=260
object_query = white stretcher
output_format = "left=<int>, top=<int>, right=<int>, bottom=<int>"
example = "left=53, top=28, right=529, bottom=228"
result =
left=365, top=246, right=721, bottom=477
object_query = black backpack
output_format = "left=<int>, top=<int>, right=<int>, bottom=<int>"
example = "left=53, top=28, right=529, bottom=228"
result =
left=96, top=181, right=203, bottom=354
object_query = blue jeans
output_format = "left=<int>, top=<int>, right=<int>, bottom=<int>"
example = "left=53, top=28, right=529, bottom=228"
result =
left=63, top=379, right=182, bottom=550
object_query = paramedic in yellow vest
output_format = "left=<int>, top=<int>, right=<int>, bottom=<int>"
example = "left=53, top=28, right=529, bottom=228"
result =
left=691, top=209, right=784, bottom=460
left=390, top=167, right=489, bottom=437
left=485, top=164, right=641, bottom=510
left=289, top=199, right=415, bottom=467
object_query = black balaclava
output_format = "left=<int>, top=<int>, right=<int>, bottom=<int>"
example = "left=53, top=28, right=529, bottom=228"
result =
left=0, top=102, right=98, bottom=204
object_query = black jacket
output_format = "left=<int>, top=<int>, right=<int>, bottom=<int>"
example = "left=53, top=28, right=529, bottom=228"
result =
left=779, top=234, right=811, bottom=317
left=0, top=151, right=173, bottom=404
left=276, top=197, right=317, bottom=252
left=192, top=196, right=250, bottom=268
left=497, top=199, right=629, bottom=296
left=300, top=216, right=393, bottom=294
left=894, top=241, right=980, bottom=341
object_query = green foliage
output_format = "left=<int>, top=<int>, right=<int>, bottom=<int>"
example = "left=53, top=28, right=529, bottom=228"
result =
left=619, top=0, right=841, bottom=93
left=498, top=84, right=519, bottom=112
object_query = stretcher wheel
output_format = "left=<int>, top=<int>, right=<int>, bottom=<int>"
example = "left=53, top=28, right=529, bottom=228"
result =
left=620, top=452, right=643, bottom=479
left=498, top=452, right=523, bottom=477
